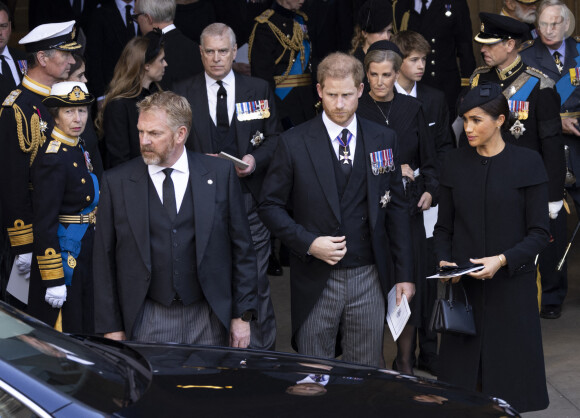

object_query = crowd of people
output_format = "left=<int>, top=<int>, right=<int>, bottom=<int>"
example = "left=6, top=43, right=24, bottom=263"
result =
left=0, top=0, right=577, bottom=413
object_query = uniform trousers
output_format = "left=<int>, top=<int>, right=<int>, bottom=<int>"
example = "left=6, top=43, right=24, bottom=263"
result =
left=132, top=298, right=228, bottom=346
left=244, top=192, right=276, bottom=350
left=296, top=264, right=385, bottom=367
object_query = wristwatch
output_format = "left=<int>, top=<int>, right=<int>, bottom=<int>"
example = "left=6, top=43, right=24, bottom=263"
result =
left=241, top=311, right=253, bottom=322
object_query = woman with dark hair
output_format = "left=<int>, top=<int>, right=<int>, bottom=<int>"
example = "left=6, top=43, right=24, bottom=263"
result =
left=434, top=83, right=549, bottom=412
left=96, top=30, right=166, bottom=168
left=27, top=81, right=97, bottom=333
left=350, top=0, right=393, bottom=62
left=357, top=41, right=437, bottom=376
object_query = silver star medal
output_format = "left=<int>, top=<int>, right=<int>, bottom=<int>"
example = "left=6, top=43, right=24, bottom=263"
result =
left=380, top=190, right=391, bottom=208
left=251, top=130, right=264, bottom=147
left=39, top=119, right=48, bottom=134
left=510, top=120, right=526, bottom=139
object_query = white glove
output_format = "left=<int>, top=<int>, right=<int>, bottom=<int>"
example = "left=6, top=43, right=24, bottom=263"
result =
left=45, top=285, right=67, bottom=309
left=549, top=200, right=564, bottom=219
left=15, top=253, right=32, bottom=274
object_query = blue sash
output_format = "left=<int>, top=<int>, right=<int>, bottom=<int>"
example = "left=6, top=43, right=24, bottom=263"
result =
left=57, top=149, right=99, bottom=286
left=275, top=15, right=310, bottom=101
left=511, top=75, right=538, bottom=102
left=555, top=43, right=580, bottom=107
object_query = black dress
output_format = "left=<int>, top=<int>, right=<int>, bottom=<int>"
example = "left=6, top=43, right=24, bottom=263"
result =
left=433, top=143, right=549, bottom=412
left=357, top=91, right=438, bottom=325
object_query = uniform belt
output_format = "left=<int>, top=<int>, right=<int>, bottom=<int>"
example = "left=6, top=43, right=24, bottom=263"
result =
left=59, top=208, right=97, bottom=225
left=561, top=111, right=580, bottom=118
left=275, top=73, right=311, bottom=88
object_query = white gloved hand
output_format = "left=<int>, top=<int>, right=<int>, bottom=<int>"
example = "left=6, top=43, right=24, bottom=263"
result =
left=45, top=285, right=67, bottom=309
left=549, top=200, right=564, bottom=219
left=15, top=253, right=32, bottom=274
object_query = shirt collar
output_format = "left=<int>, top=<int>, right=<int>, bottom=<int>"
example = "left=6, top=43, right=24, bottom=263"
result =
left=116, top=0, right=134, bottom=10
left=546, top=41, right=566, bottom=59
left=161, top=24, right=176, bottom=34
left=395, top=80, right=417, bottom=97
left=205, top=70, right=235, bottom=89
left=322, top=112, right=357, bottom=142
left=147, top=147, right=189, bottom=176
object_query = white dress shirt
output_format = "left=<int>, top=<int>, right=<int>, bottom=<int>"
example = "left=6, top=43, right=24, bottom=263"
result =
left=147, top=149, right=190, bottom=212
left=395, top=80, right=418, bottom=98
left=206, top=70, right=236, bottom=126
left=414, top=0, right=432, bottom=13
left=0, top=48, right=20, bottom=86
left=115, top=0, right=137, bottom=31
left=161, top=24, right=176, bottom=35
left=322, top=112, right=358, bottom=163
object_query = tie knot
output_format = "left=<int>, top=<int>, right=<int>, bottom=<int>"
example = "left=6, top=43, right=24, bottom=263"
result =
left=163, top=168, right=173, bottom=178
left=126, top=4, right=131, bottom=11
left=554, top=51, right=560, bottom=58
left=217, top=80, right=224, bottom=87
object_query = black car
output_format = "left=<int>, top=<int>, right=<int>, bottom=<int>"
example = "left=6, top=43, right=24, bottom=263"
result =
left=0, top=302, right=518, bottom=417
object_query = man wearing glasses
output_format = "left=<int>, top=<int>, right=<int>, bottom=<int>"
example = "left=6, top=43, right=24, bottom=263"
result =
left=173, top=23, right=279, bottom=351
left=521, top=0, right=577, bottom=320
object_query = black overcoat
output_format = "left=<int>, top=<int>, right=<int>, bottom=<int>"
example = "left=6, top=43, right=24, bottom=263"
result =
left=433, top=143, right=550, bottom=412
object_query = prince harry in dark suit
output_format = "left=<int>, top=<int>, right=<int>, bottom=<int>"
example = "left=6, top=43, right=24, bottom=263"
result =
left=174, top=23, right=278, bottom=350
left=93, top=91, right=257, bottom=347
left=259, top=53, right=414, bottom=367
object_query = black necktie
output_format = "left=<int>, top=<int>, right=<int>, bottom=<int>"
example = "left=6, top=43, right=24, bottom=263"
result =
left=125, top=4, right=135, bottom=38
left=553, top=51, right=563, bottom=73
left=72, top=0, right=82, bottom=21
left=0, top=56, right=15, bottom=88
left=216, top=80, right=229, bottom=134
left=420, top=0, right=428, bottom=14
left=339, top=128, right=352, bottom=179
left=162, top=168, right=177, bottom=221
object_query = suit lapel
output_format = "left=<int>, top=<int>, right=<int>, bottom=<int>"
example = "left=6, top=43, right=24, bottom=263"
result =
left=124, top=162, right=152, bottom=272
left=305, top=117, right=341, bottom=223
left=190, top=75, right=214, bottom=153
left=234, top=73, right=253, bottom=156
left=188, top=152, right=215, bottom=266
left=536, top=43, right=561, bottom=79
left=361, top=122, right=383, bottom=231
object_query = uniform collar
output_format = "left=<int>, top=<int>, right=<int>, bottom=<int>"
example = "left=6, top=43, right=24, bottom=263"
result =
left=51, top=126, right=79, bottom=146
left=496, top=55, right=523, bottom=80
left=22, top=75, right=51, bottom=96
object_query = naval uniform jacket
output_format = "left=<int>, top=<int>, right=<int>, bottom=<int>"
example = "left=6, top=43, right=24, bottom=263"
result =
left=93, top=151, right=258, bottom=338
left=434, top=142, right=549, bottom=412
left=173, top=72, right=280, bottom=201
left=258, top=115, right=413, bottom=348
left=468, top=57, right=565, bottom=201
left=521, top=37, right=580, bottom=188
left=0, top=76, right=54, bottom=255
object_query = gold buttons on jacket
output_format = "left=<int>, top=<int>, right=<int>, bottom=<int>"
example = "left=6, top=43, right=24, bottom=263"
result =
left=73, top=162, right=78, bottom=167
left=81, top=178, right=86, bottom=184
left=86, top=196, right=91, bottom=201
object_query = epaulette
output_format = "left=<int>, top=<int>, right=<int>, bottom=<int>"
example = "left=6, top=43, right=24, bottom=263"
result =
left=469, top=66, right=491, bottom=87
left=525, top=66, right=555, bottom=89
left=45, top=139, right=61, bottom=154
left=296, top=10, right=308, bottom=22
left=519, top=39, right=534, bottom=52
left=2, top=89, right=21, bottom=107
left=255, top=9, right=274, bottom=23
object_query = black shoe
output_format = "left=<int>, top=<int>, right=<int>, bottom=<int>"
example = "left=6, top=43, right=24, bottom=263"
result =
left=540, top=304, right=562, bottom=319
left=267, top=254, right=283, bottom=276
left=417, top=358, right=439, bottom=376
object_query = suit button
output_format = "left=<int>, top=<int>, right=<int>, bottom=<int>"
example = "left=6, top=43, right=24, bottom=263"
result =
left=86, top=196, right=91, bottom=201
left=81, top=178, right=86, bottom=184
left=73, top=162, right=78, bottom=167
left=431, top=60, right=435, bottom=65
left=146, top=274, right=150, bottom=281
left=63, top=147, right=68, bottom=152
left=482, top=159, right=488, bottom=165
left=431, top=49, right=435, bottom=54
left=361, top=216, right=367, bottom=221
left=431, top=38, right=436, bottom=43
left=173, top=243, right=178, bottom=247
left=172, top=229, right=177, bottom=234
left=431, top=72, right=435, bottom=77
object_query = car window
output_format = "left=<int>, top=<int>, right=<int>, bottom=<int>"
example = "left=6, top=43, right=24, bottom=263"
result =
left=0, top=386, right=42, bottom=417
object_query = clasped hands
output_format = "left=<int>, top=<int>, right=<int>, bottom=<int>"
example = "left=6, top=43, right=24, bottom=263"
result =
left=401, top=164, right=432, bottom=211
left=439, top=255, right=503, bottom=284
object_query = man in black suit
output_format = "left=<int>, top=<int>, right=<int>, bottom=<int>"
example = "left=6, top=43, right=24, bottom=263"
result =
left=28, top=0, right=100, bottom=33
left=134, top=0, right=203, bottom=90
left=520, top=0, right=576, bottom=319
left=93, top=91, right=258, bottom=346
left=85, top=0, right=140, bottom=103
left=259, top=52, right=414, bottom=367
left=173, top=23, right=278, bottom=351
left=0, top=2, right=26, bottom=102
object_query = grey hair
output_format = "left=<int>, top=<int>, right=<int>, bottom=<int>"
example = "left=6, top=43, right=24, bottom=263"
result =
left=537, top=0, right=572, bottom=24
left=136, top=0, right=176, bottom=23
left=200, top=23, right=236, bottom=48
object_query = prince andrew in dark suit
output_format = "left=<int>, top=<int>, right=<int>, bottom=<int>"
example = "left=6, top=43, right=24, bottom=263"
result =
left=259, top=53, right=414, bottom=367
left=93, top=91, right=257, bottom=347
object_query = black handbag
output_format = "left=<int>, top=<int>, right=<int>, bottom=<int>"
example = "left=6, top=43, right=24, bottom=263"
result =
left=429, top=282, right=476, bottom=336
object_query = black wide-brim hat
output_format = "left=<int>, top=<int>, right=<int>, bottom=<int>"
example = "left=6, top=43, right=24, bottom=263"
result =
left=474, top=12, right=529, bottom=44
left=358, top=0, right=393, bottom=33
left=43, top=82, right=95, bottom=107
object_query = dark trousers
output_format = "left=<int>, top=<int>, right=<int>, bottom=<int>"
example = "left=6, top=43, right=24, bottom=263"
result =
left=538, top=212, right=568, bottom=306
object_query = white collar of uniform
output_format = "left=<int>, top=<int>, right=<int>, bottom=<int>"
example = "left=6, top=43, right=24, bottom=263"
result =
left=205, top=69, right=235, bottom=90
left=161, top=24, right=176, bottom=34
left=395, top=80, right=417, bottom=98
left=22, top=75, right=51, bottom=96
left=322, top=112, right=357, bottom=142
left=147, top=147, right=189, bottom=176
